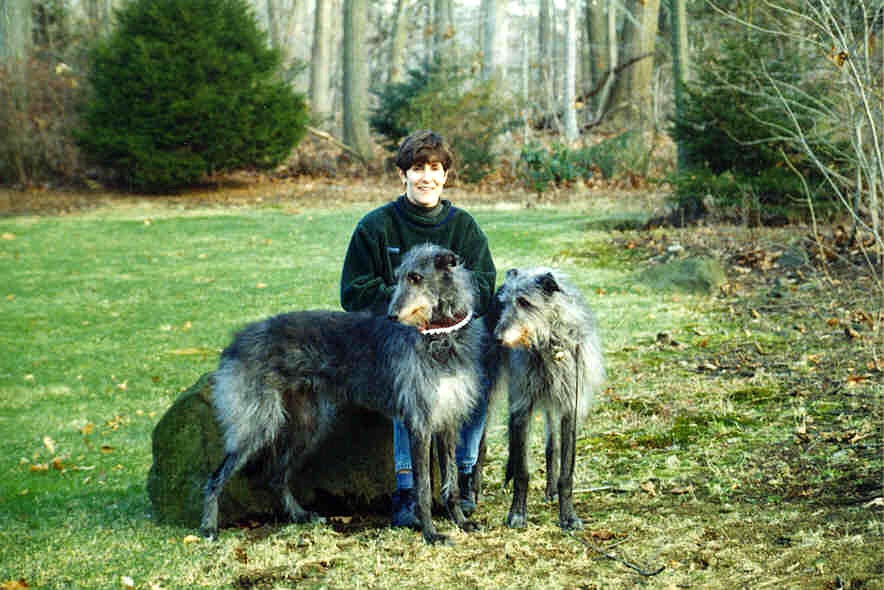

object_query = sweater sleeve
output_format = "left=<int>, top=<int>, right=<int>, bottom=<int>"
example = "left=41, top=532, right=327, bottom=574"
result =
left=340, top=224, right=394, bottom=313
left=459, top=221, right=496, bottom=316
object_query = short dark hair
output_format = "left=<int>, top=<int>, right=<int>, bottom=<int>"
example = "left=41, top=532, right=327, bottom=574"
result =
left=394, top=130, right=454, bottom=172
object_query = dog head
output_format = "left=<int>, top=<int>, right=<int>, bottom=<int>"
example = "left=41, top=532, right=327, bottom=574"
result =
left=493, top=268, right=569, bottom=349
left=387, top=244, right=476, bottom=332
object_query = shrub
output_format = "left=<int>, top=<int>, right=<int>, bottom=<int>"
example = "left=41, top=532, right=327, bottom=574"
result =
left=516, top=132, right=647, bottom=194
left=518, top=142, right=587, bottom=194
left=372, top=63, right=516, bottom=183
left=78, top=0, right=308, bottom=192
left=670, top=35, right=848, bottom=222
left=0, top=58, right=84, bottom=187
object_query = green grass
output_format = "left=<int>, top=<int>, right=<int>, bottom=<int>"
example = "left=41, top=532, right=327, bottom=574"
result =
left=0, top=196, right=881, bottom=589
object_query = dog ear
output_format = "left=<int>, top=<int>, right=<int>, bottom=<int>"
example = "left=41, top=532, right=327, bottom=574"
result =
left=434, top=251, right=457, bottom=270
left=536, top=272, right=560, bottom=295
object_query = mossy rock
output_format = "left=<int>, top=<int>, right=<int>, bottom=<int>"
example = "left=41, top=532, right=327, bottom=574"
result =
left=637, top=256, right=726, bottom=294
left=146, top=372, right=397, bottom=528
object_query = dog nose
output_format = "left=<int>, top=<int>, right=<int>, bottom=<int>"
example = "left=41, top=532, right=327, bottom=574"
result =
left=387, top=314, right=399, bottom=322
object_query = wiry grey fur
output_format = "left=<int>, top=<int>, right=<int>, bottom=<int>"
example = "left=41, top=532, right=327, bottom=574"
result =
left=201, top=244, right=485, bottom=545
left=488, top=267, right=605, bottom=531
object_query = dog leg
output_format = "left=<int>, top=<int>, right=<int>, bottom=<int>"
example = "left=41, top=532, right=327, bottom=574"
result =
left=201, top=452, right=241, bottom=539
left=411, top=429, right=450, bottom=545
left=557, top=409, right=584, bottom=531
left=505, top=404, right=532, bottom=529
left=271, top=444, right=325, bottom=526
left=544, top=408, right=561, bottom=502
left=436, top=429, right=479, bottom=532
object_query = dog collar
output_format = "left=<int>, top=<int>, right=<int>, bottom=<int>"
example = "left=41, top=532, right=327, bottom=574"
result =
left=420, top=312, right=473, bottom=336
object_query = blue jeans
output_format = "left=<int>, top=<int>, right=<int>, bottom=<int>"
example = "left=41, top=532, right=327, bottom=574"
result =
left=393, top=384, right=488, bottom=484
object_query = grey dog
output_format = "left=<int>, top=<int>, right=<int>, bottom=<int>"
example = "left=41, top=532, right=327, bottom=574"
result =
left=200, top=244, right=485, bottom=544
left=488, top=268, right=605, bottom=531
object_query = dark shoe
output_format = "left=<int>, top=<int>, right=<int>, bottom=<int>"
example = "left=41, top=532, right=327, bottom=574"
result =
left=391, top=489, right=421, bottom=529
left=458, top=471, right=477, bottom=517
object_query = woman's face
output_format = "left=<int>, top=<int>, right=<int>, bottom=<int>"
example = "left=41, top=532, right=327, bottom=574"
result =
left=399, top=161, right=448, bottom=208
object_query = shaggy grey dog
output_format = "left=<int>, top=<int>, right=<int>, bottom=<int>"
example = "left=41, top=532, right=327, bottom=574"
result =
left=200, top=244, right=485, bottom=544
left=489, top=268, right=605, bottom=531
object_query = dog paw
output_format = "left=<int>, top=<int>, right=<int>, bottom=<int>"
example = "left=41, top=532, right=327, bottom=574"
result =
left=199, top=527, right=218, bottom=541
left=560, top=515, right=584, bottom=531
left=424, top=532, right=453, bottom=545
left=461, top=520, right=482, bottom=533
left=544, top=490, right=559, bottom=502
left=505, top=512, right=528, bottom=529
left=293, top=511, right=326, bottom=525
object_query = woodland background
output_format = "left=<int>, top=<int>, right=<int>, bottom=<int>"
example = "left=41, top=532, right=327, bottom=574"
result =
left=0, top=0, right=881, bottom=238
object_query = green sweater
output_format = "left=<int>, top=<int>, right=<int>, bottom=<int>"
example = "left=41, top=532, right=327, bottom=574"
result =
left=340, top=195, right=496, bottom=315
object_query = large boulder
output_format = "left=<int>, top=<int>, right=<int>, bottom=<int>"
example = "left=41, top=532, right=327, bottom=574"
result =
left=147, top=372, right=397, bottom=528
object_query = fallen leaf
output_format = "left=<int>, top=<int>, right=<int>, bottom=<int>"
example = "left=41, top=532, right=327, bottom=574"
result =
left=182, top=534, right=201, bottom=544
left=105, top=415, right=127, bottom=430
left=641, top=481, right=657, bottom=496
left=120, top=575, right=135, bottom=590
left=0, top=579, right=29, bottom=589
left=590, top=529, right=615, bottom=541
left=100, top=445, right=115, bottom=454
left=167, top=348, right=215, bottom=356
left=846, top=374, right=868, bottom=386
left=1, top=233, right=16, bottom=241
left=42, top=436, right=57, bottom=454
left=29, top=463, right=48, bottom=472
left=80, top=423, right=95, bottom=436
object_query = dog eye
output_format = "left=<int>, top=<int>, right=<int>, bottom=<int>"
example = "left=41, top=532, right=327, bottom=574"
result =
left=407, top=272, right=423, bottom=285
left=516, top=296, right=532, bottom=309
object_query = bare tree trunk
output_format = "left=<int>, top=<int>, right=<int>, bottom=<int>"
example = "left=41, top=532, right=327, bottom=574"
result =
left=82, top=0, right=115, bottom=36
left=388, top=0, right=407, bottom=84
left=563, top=0, right=579, bottom=143
left=433, top=0, right=455, bottom=62
left=310, top=0, right=332, bottom=126
left=481, top=0, right=506, bottom=81
left=1, top=0, right=31, bottom=184
left=670, top=0, right=688, bottom=169
left=521, top=9, right=531, bottom=142
left=342, top=0, right=373, bottom=161
left=585, top=0, right=608, bottom=118
left=537, top=0, right=554, bottom=116
left=0, top=0, right=31, bottom=59
left=587, top=0, right=618, bottom=126
left=608, top=0, right=660, bottom=132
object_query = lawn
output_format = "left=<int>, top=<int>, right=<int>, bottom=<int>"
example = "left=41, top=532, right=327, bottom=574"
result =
left=0, top=190, right=881, bottom=589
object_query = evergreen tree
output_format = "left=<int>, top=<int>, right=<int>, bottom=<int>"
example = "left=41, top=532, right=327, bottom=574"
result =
left=79, top=0, right=307, bottom=192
